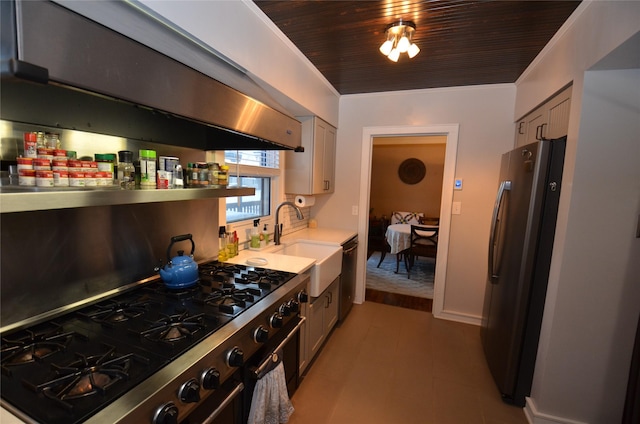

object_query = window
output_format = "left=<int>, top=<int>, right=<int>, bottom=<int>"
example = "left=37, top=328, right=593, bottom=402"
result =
left=224, top=150, right=279, bottom=224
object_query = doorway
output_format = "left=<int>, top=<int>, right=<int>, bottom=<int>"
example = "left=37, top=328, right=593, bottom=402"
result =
left=357, top=124, right=459, bottom=319
left=365, top=135, right=446, bottom=310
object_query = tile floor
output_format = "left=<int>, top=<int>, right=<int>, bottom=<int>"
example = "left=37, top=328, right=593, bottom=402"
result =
left=288, top=301, right=528, bottom=424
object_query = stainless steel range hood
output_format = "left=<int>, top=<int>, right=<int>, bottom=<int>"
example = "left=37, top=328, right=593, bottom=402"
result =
left=0, top=0, right=302, bottom=151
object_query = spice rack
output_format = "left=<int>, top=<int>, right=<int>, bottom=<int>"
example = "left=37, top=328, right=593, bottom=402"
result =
left=0, top=186, right=254, bottom=214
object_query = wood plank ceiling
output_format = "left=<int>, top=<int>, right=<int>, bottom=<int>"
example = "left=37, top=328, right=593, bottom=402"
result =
left=254, top=0, right=581, bottom=95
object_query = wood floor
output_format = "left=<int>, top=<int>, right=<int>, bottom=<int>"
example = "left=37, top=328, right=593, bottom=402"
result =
left=365, top=288, right=432, bottom=312
left=288, top=301, right=529, bottom=424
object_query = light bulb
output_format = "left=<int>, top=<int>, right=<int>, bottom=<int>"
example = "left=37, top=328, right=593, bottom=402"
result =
left=407, top=43, right=420, bottom=58
left=388, top=48, right=400, bottom=62
left=379, top=39, right=393, bottom=56
left=397, top=35, right=410, bottom=53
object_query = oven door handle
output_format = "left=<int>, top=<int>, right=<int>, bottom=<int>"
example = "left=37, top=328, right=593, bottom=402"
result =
left=252, top=316, right=306, bottom=379
left=201, top=381, right=245, bottom=424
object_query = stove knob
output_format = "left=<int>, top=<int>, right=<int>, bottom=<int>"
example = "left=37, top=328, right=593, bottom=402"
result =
left=288, top=299, right=300, bottom=313
left=227, top=346, right=244, bottom=367
left=269, top=313, right=284, bottom=328
left=153, top=402, right=179, bottom=424
left=297, top=290, right=309, bottom=303
left=179, top=378, right=200, bottom=403
left=279, top=303, right=292, bottom=316
left=254, top=325, right=270, bottom=343
left=200, top=368, right=220, bottom=390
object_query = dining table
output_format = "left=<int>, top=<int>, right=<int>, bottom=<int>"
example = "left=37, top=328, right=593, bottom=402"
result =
left=385, top=223, right=438, bottom=255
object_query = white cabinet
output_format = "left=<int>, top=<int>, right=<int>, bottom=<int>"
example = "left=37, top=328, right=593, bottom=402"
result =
left=285, top=116, right=336, bottom=195
left=515, top=85, right=572, bottom=147
left=299, top=276, right=339, bottom=374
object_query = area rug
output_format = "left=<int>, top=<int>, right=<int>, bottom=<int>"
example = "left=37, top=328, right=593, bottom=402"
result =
left=366, top=252, right=434, bottom=299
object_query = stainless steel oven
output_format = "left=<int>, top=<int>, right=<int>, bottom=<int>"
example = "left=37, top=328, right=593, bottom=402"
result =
left=243, top=316, right=306, bottom=422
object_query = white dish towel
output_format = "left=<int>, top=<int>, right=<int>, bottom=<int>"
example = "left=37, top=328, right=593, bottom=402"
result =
left=248, top=356, right=294, bottom=424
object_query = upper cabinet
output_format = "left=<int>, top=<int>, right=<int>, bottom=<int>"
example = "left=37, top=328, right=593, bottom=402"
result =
left=515, top=85, right=572, bottom=147
left=285, top=117, right=336, bottom=195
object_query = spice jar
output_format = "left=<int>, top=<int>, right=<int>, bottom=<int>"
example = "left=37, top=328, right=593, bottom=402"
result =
left=19, top=169, right=36, bottom=186
left=139, top=149, right=157, bottom=189
left=44, top=132, right=61, bottom=149
left=23, top=132, right=37, bottom=158
left=208, top=162, right=220, bottom=186
left=36, top=170, right=54, bottom=187
left=218, top=165, right=229, bottom=186
left=197, top=163, right=210, bottom=187
left=118, top=151, right=135, bottom=190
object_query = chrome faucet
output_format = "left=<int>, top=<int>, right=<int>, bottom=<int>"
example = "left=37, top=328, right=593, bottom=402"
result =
left=274, top=201, right=304, bottom=245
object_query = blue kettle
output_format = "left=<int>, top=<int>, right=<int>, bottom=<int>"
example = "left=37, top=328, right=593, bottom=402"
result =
left=159, top=234, right=199, bottom=289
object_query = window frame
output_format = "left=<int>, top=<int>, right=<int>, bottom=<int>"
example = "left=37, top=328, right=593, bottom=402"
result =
left=214, top=151, right=282, bottom=242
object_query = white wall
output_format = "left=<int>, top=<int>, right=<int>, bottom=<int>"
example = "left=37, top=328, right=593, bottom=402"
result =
left=320, top=85, right=515, bottom=321
left=515, top=2, right=640, bottom=423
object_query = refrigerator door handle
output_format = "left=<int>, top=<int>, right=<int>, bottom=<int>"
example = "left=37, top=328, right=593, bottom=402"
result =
left=488, top=180, right=511, bottom=282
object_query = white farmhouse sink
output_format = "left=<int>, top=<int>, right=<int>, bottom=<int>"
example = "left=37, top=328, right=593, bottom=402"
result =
left=272, top=242, right=342, bottom=297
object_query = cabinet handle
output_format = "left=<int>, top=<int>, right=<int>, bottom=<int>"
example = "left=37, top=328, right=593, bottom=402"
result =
left=324, top=180, right=330, bottom=190
left=539, top=123, right=547, bottom=140
left=518, top=121, right=525, bottom=135
left=536, top=123, right=548, bottom=141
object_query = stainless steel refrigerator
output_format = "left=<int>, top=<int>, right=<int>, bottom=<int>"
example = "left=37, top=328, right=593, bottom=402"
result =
left=481, top=137, right=566, bottom=407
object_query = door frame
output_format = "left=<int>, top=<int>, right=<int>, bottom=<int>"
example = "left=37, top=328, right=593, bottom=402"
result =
left=357, top=124, right=459, bottom=318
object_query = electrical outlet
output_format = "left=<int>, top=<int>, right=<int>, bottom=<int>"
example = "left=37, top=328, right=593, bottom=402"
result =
left=352, top=206, right=358, bottom=215
left=452, top=202, right=461, bottom=215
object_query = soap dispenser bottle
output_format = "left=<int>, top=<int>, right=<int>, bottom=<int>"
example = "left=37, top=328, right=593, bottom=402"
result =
left=250, top=219, right=261, bottom=249
left=262, top=224, right=269, bottom=247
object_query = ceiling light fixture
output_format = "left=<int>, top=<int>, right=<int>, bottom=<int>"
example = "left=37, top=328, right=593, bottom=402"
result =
left=379, top=20, right=420, bottom=62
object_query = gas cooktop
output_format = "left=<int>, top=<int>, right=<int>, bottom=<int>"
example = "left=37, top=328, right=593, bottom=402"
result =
left=0, top=261, right=298, bottom=424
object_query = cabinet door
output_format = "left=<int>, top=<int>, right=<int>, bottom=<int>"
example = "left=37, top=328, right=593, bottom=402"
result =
left=322, top=125, right=336, bottom=193
left=324, top=278, right=340, bottom=335
left=515, top=119, right=528, bottom=148
left=285, top=116, right=336, bottom=195
left=307, top=296, right=326, bottom=360
left=299, top=300, right=309, bottom=374
left=546, top=87, right=572, bottom=139
left=311, top=119, right=328, bottom=193
left=524, top=109, right=545, bottom=145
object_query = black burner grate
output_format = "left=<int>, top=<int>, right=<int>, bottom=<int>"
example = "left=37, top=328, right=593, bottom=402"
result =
left=23, top=344, right=149, bottom=412
left=1, top=325, right=80, bottom=376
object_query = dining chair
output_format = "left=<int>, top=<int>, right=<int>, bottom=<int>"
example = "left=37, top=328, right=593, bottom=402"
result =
left=407, top=224, right=439, bottom=279
left=367, top=216, right=391, bottom=267
left=391, top=211, right=424, bottom=225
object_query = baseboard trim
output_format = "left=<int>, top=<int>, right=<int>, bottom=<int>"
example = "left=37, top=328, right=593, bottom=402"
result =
left=433, top=309, right=482, bottom=326
left=524, top=397, right=588, bottom=424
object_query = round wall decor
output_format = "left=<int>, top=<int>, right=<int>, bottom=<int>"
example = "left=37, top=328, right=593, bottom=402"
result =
left=398, top=158, right=426, bottom=184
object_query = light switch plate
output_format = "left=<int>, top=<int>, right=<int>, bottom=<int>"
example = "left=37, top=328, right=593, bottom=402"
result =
left=452, top=202, right=461, bottom=215
left=454, top=179, right=463, bottom=190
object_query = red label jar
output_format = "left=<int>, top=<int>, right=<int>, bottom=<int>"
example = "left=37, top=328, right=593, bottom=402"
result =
left=69, top=171, right=85, bottom=187
left=19, top=169, right=36, bottom=186
left=53, top=170, right=69, bottom=187
left=33, top=158, right=51, bottom=171
left=17, top=157, right=34, bottom=171
left=36, top=170, right=54, bottom=187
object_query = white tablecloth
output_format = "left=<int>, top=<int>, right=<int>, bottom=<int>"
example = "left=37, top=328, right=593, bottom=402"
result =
left=385, top=224, right=438, bottom=254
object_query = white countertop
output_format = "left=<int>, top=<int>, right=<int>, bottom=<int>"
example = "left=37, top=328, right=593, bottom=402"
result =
left=224, top=249, right=316, bottom=275
left=224, top=227, right=356, bottom=275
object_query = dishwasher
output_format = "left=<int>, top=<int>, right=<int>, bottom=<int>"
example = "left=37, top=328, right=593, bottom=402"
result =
left=338, top=236, right=358, bottom=323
